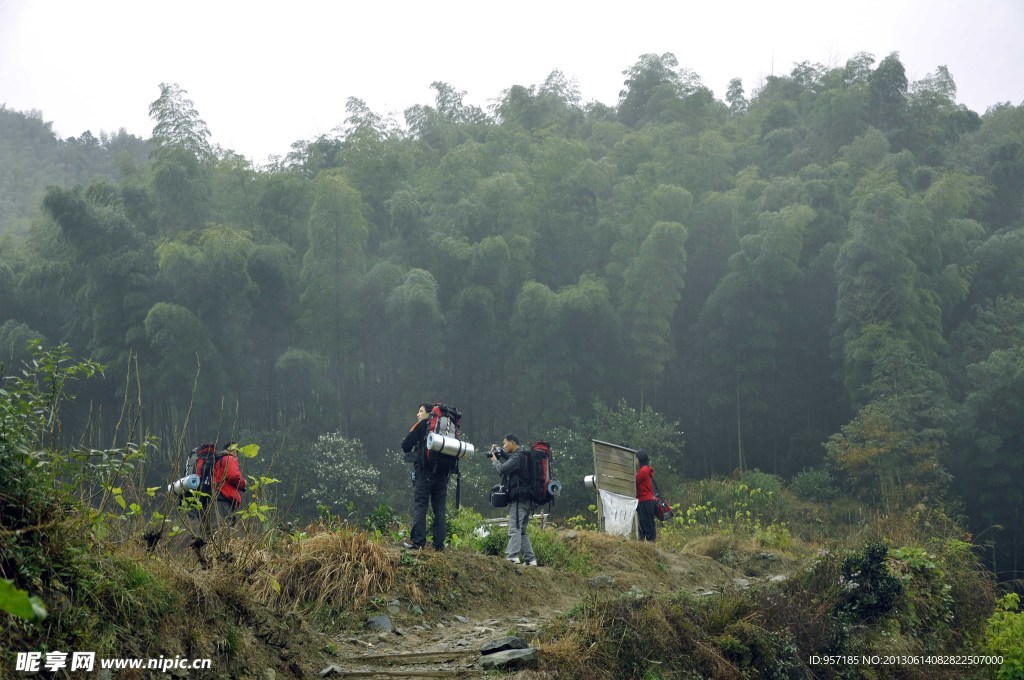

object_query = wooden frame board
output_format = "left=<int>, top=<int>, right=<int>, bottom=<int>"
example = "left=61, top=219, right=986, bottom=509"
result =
left=591, top=439, right=638, bottom=536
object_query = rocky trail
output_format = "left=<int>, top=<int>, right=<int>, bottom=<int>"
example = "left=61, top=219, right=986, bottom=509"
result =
left=312, top=532, right=801, bottom=678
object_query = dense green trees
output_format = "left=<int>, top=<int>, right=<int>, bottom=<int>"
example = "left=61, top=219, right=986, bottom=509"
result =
left=2, top=56, right=1024, bottom=582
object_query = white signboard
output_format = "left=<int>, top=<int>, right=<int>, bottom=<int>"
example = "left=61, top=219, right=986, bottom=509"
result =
left=599, top=489, right=638, bottom=537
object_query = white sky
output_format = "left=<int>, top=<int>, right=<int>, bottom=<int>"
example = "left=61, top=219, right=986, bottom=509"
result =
left=2, top=0, right=1022, bottom=165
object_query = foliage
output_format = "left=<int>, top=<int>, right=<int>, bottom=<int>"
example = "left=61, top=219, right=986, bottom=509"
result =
left=541, top=591, right=800, bottom=680
left=0, top=580, right=46, bottom=621
left=668, top=476, right=792, bottom=543
left=836, top=541, right=903, bottom=623
left=526, top=524, right=594, bottom=575
left=985, top=593, right=1024, bottom=679
left=0, top=344, right=179, bottom=658
left=789, top=466, right=840, bottom=502
left=302, top=432, right=382, bottom=516
left=2, top=52, right=1024, bottom=579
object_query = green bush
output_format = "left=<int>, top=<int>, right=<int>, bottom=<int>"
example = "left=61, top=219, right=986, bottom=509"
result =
left=445, top=506, right=504, bottom=554
left=0, top=344, right=172, bottom=658
left=986, top=593, right=1024, bottom=679
left=789, top=466, right=839, bottom=502
left=740, top=469, right=784, bottom=495
left=836, top=541, right=903, bottom=623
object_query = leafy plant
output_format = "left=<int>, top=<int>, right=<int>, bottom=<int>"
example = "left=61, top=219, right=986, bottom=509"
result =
left=789, top=466, right=839, bottom=502
left=985, top=593, right=1024, bottom=679
left=303, top=432, right=382, bottom=517
left=836, top=541, right=903, bottom=623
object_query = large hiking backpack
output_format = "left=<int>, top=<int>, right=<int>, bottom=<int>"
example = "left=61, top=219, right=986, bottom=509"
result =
left=424, top=404, right=462, bottom=473
left=189, top=443, right=219, bottom=505
left=522, top=441, right=561, bottom=505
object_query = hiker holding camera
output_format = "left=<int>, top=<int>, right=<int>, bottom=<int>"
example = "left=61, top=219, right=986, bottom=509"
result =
left=488, top=434, right=538, bottom=566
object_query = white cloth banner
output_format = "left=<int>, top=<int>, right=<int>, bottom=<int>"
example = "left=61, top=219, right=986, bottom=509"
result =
left=599, top=489, right=638, bottom=537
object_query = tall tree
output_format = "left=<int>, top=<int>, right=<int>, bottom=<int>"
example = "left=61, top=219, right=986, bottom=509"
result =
left=298, top=172, right=368, bottom=409
left=621, top=220, right=688, bottom=402
left=148, top=83, right=213, bottom=161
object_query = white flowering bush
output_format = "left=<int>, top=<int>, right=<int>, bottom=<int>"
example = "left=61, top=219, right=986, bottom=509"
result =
left=303, top=432, right=382, bottom=517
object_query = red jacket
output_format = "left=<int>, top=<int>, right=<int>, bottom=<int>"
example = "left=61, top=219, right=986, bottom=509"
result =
left=636, top=465, right=655, bottom=502
left=197, top=453, right=247, bottom=507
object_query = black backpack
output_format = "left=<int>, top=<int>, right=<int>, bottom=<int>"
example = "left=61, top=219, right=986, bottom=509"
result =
left=521, top=441, right=559, bottom=506
left=188, top=443, right=218, bottom=506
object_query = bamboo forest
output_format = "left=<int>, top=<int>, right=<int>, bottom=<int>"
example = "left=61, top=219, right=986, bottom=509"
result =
left=2, top=51, right=1024, bottom=587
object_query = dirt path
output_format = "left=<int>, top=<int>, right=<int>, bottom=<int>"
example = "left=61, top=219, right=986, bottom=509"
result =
left=316, top=533, right=799, bottom=677
left=325, top=610, right=547, bottom=677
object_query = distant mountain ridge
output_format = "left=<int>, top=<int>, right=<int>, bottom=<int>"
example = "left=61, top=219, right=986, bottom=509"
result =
left=0, top=106, right=150, bottom=236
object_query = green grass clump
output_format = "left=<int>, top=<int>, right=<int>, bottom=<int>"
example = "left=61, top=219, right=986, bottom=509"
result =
left=527, top=524, right=594, bottom=575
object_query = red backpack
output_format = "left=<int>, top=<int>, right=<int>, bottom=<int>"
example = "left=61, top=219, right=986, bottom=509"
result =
left=423, top=403, right=462, bottom=473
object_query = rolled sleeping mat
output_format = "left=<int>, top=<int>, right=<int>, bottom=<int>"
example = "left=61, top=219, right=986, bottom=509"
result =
left=426, top=432, right=475, bottom=459
left=583, top=474, right=597, bottom=489
left=168, top=473, right=200, bottom=496
left=547, top=479, right=562, bottom=496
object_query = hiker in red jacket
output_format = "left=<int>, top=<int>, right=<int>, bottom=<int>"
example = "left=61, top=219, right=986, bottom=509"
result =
left=635, top=450, right=657, bottom=542
left=195, top=441, right=247, bottom=530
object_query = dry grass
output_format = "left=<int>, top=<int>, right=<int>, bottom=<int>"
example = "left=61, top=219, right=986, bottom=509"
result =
left=681, top=534, right=733, bottom=560
left=251, top=528, right=397, bottom=612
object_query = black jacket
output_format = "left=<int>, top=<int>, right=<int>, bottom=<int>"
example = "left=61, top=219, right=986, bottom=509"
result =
left=492, top=446, right=530, bottom=501
left=402, top=419, right=428, bottom=464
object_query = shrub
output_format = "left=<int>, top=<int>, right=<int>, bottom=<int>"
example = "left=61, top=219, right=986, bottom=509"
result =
left=985, top=593, right=1024, bottom=679
left=789, top=466, right=839, bottom=502
left=303, top=432, right=381, bottom=516
left=836, top=541, right=903, bottom=623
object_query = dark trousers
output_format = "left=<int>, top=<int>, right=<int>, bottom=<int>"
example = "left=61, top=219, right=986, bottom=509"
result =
left=411, top=466, right=449, bottom=551
left=637, top=499, right=657, bottom=541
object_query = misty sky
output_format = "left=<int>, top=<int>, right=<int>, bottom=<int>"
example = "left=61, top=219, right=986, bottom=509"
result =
left=1, top=0, right=1022, bottom=164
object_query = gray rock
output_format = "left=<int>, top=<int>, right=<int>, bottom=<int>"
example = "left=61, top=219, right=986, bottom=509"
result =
left=769, top=574, right=788, bottom=584
left=366, top=615, right=393, bottom=632
left=262, top=670, right=277, bottom=680
left=565, top=530, right=578, bottom=539
left=480, top=647, right=539, bottom=669
left=481, top=635, right=530, bottom=655
left=734, top=578, right=751, bottom=589
left=454, top=615, right=471, bottom=624
left=319, top=665, right=342, bottom=677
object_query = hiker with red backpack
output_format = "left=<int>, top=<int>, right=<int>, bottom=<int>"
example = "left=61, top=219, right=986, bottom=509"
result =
left=190, top=441, right=248, bottom=548
left=488, top=434, right=539, bottom=566
left=401, top=402, right=458, bottom=552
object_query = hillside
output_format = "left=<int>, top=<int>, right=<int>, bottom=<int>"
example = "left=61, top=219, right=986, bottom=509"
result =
left=312, top=530, right=787, bottom=678
left=8, top=507, right=1015, bottom=680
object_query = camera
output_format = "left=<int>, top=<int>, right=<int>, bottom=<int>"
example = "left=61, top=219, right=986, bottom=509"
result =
left=487, top=444, right=507, bottom=461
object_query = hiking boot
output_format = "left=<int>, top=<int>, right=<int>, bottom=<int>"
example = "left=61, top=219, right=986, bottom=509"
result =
left=506, top=557, right=521, bottom=564
left=402, top=542, right=423, bottom=550
left=525, top=559, right=539, bottom=566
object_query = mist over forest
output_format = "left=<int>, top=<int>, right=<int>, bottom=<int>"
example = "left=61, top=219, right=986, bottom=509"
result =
left=2, top=50, right=1024, bottom=584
